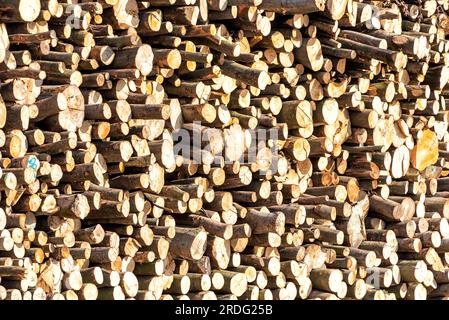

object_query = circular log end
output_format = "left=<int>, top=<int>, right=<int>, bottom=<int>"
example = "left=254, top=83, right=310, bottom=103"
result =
left=230, top=272, right=247, bottom=297
left=136, top=45, right=154, bottom=76
left=189, top=231, right=207, bottom=260
left=19, top=0, right=41, bottom=22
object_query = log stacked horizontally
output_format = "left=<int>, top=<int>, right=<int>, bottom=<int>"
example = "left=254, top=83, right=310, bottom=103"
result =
left=1, top=0, right=449, bottom=300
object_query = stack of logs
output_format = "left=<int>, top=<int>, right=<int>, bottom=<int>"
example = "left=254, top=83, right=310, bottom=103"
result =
left=1, top=0, right=449, bottom=300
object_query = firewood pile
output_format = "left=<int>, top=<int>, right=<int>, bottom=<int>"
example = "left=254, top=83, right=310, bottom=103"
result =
left=1, top=0, right=449, bottom=300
